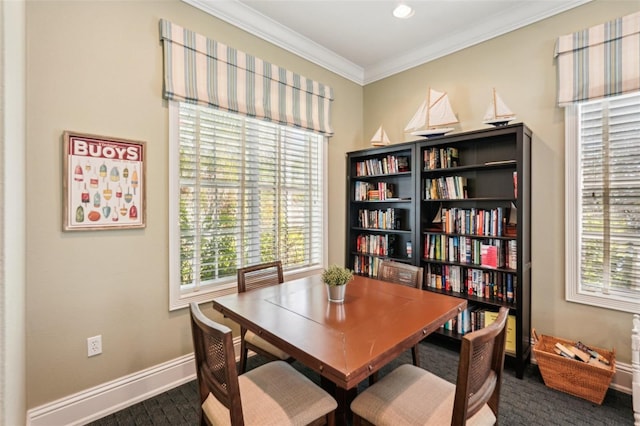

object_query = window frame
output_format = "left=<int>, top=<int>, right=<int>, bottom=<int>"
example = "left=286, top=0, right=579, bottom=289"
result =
left=168, top=101, right=328, bottom=311
left=565, top=93, right=640, bottom=314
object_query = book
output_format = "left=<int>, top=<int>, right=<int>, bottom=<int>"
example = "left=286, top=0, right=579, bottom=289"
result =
left=480, top=244, right=498, bottom=268
left=571, top=346, right=591, bottom=363
left=485, top=311, right=516, bottom=353
left=554, top=342, right=577, bottom=359
left=575, top=341, right=610, bottom=365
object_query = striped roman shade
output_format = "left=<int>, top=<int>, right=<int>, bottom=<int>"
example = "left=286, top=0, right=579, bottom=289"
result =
left=555, top=11, right=640, bottom=106
left=159, top=19, right=334, bottom=135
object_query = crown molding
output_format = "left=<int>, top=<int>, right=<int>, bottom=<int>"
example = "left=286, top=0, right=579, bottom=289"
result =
left=363, top=0, right=592, bottom=84
left=183, top=0, right=591, bottom=87
left=182, top=0, right=365, bottom=84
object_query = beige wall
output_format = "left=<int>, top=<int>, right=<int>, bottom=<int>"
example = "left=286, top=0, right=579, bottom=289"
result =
left=3, top=0, right=27, bottom=423
left=26, top=0, right=362, bottom=408
left=363, top=0, right=639, bottom=365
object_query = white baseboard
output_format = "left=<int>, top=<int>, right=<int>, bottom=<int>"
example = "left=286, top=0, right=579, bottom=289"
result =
left=27, top=338, right=244, bottom=426
left=27, top=339, right=631, bottom=425
left=27, top=354, right=196, bottom=426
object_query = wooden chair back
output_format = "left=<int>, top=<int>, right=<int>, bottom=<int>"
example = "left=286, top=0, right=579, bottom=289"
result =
left=377, top=260, right=423, bottom=289
left=237, top=260, right=284, bottom=293
left=236, top=260, right=289, bottom=374
left=452, top=306, right=509, bottom=425
left=189, top=302, right=244, bottom=426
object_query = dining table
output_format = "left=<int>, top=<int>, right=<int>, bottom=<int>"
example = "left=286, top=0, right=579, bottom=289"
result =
left=212, top=273, right=467, bottom=425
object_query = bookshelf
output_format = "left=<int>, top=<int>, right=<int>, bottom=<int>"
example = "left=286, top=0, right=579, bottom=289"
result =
left=346, top=142, right=417, bottom=278
left=346, top=123, right=531, bottom=378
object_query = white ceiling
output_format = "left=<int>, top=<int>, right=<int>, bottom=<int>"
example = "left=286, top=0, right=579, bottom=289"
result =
left=184, top=0, right=591, bottom=85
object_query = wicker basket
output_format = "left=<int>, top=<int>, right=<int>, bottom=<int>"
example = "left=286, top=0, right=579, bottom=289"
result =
left=532, top=330, right=616, bottom=404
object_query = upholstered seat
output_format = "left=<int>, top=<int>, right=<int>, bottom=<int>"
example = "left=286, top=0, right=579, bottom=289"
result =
left=243, top=330, right=289, bottom=360
left=190, top=302, right=337, bottom=426
left=351, top=306, right=509, bottom=426
left=236, top=261, right=293, bottom=373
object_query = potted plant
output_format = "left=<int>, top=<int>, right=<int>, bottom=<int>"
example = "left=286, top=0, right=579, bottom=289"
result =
left=322, top=264, right=353, bottom=303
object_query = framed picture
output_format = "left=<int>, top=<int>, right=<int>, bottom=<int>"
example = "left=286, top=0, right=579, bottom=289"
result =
left=63, top=131, right=146, bottom=231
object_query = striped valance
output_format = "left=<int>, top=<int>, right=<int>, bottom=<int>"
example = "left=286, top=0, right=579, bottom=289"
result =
left=159, top=19, right=334, bottom=135
left=554, top=11, right=640, bottom=106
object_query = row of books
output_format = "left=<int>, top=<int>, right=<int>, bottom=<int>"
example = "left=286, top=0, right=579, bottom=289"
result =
left=354, top=181, right=395, bottom=201
left=425, top=263, right=517, bottom=303
left=352, top=255, right=384, bottom=277
left=434, top=206, right=512, bottom=237
left=355, top=234, right=397, bottom=257
left=441, top=308, right=516, bottom=352
left=424, top=176, right=468, bottom=200
left=423, top=147, right=459, bottom=170
left=355, top=155, right=410, bottom=177
left=357, top=208, right=406, bottom=230
left=423, top=235, right=517, bottom=269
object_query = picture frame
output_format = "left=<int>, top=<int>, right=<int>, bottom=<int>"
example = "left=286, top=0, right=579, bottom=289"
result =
left=63, top=131, right=146, bottom=231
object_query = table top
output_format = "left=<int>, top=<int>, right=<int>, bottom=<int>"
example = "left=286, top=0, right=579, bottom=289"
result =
left=213, top=274, right=466, bottom=390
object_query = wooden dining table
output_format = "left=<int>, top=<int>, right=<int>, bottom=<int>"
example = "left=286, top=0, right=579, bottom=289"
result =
left=212, top=273, right=467, bottom=425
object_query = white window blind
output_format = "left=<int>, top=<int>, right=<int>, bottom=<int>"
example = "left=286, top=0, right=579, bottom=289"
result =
left=566, top=91, right=640, bottom=313
left=169, top=101, right=326, bottom=309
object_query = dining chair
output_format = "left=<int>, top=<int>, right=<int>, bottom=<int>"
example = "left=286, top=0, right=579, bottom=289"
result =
left=236, top=261, right=292, bottom=374
left=189, top=302, right=337, bottom=426
left=351, top=306, right=509, bottom=426
left=376, top=260, right=424, bottom=367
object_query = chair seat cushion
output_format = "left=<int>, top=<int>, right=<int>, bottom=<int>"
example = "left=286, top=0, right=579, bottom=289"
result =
left=245, top=330, right=290, bottom=360
left=202, top=360, right=336, bottom=425
left=351, top=364, right=496, bottom=426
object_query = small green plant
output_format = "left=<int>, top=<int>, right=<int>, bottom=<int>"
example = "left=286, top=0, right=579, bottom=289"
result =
left=321, top=264, right=354, bottom=287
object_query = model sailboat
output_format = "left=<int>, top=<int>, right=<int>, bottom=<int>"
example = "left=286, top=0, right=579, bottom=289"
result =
left=405, top=88, right=458, bottom=137
left=370, top=125, right=391, bottom=147
left=483, top=88, right=516, bottom=126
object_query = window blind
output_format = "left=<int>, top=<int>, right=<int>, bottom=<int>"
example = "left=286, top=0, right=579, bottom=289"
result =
left=159, top=19, right=334, bottom=135
left=177, top=102, right=324, bottom=290
left=555, top=11, right=640, bottom=106
left=578, top=92, right=640, bottom=299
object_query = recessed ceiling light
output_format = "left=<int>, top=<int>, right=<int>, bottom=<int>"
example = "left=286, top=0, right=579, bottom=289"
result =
left=393, top=3, right=414, bottom=19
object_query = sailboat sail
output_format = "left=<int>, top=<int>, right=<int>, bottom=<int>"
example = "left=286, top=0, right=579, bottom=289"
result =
left=370, top=125, right=391, bottom=146
left=428, top=89, right=458, bottom=127
left=404, top=101, right=428, bottom=132
left=405, top=88, right=458, bottom=134
left=483, top=89, right=515, bottom=124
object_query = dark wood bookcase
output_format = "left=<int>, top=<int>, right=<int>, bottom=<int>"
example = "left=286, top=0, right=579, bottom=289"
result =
left=345, top=142, right=418, bottom=277
left=346, top=123, right=531, bottom=378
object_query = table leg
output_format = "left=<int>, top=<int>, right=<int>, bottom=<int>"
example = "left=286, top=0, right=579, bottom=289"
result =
left=321, top=377, right=357, bottom=426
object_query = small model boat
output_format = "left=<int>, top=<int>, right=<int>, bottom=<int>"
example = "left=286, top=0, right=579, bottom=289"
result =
left=405, top=88, right=458, bottom=138
left=483, top=88, right=515, bottom=126
left=370, top=125, right=391, bottom=147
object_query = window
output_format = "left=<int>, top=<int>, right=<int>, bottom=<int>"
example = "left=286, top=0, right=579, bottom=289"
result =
left=565, top=91, right=640, bottom=313
left=169, top=102, right=327, bottom=310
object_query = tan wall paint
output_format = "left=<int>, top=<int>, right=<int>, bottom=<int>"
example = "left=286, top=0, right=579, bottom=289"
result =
left=363, top=0, right=640, bottom=365
left=3, top=0, right=27, bottom=423
left=26, top=0, right=362, bottom=408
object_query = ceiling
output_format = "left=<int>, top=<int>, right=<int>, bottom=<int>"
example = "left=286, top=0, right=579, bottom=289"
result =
left=184, top=0, right=591, bottom=85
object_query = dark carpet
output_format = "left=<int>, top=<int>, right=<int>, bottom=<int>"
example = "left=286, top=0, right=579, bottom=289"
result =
left=88, top=339, right=633, bottom=425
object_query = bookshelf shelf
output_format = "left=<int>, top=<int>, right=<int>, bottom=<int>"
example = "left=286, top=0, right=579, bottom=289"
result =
left=353, top=227, right=412, bottom=234
left=346, top=123, right=531, bottom=379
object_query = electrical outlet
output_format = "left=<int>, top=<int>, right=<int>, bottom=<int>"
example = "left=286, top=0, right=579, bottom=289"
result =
left=87, top=335, right=102, bottom=357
